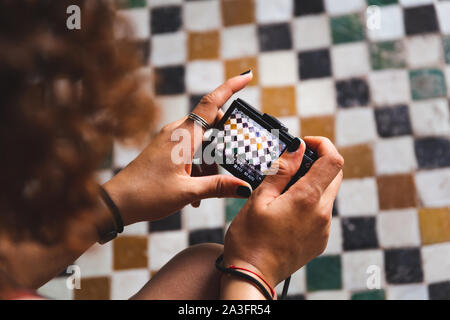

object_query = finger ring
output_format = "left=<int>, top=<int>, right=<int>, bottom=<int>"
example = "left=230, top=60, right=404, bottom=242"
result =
left=188, top=112, right=211, bottom=130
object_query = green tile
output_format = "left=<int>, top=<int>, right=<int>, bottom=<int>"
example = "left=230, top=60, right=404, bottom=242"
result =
left=225, top=198, right=247, bottom=222
left=306, top=255, right=342, bottom=292
left=116, top=0, right=146, bottom=9
left=331, top=14, right=365, bottom=45
left=410, top=69, right=447, bottom=100
left=370, top=41, right=406, bottom=70
left=443, top=36, right=450, bottom=64
left=367, top=0, right=398, bottom=5
left=351, top=289, right=386, bottom=300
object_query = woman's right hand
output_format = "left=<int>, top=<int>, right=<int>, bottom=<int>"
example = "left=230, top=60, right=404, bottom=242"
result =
left=223, top=136, right=344, bottom=290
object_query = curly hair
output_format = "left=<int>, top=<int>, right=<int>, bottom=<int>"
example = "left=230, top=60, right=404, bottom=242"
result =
left=0, top=0, right=157, bottom=245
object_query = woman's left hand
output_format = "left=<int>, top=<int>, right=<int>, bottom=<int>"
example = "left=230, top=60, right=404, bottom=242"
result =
left=103, top=72, right=254, bottom=225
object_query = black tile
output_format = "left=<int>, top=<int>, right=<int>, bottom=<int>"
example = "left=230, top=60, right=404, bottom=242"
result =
left=342, top=217, right=378, bottom=251
left=154, top=65, right=185, bottom=95
left=294, top=0, right=324, bottom=16
left=190, top=94, right=205, bottom=112
left=258, top=23, right=292, bottom=52
left=151, top=6, right=182, bottom=35
left=298, top=49, right=331, bottom=80
left=404, top=5, right=439, bottom=35
left=374, top=105, right=412, bottom=138
left=150, top=211, right=181, bottom=232
left=332, top=199, right=339, bottom=217
left=414, top=137, right=450, bottom=169
left=285, top=294, right=306, bottom=300
left=189, top=228, right=224, bottom=245
left=429, top=281, right=450, bottom=300
left=384, top=248, right=423, bottom=284
left=336, top=78, right=370, bottom=108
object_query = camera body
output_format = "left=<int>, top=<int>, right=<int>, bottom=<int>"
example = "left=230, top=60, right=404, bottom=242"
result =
left=207, top=98, right=318, bottom=190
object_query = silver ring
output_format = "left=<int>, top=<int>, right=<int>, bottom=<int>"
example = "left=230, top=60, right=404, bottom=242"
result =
left=188, top=112, right=211, bottom=131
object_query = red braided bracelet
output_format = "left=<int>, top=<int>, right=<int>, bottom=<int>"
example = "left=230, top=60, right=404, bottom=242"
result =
left=228, top=265, right=275, bottom=298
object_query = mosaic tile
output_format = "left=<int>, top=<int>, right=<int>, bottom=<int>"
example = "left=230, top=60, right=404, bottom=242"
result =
left=225, top=57, right=258, bottom=86
left=150, top=6, right=182, bottom=35
left=261, top=86, right=297, bottom=117
left=307, top=290, right=349, bottom=300
left=399, top=0, right=434, bottom=7
left=116, top=0, right=146, bottom=9
left=419, top=207, right=450, bottom=245
left=338, top=178, right=379, bottom=216
left=370, top=41, right=406, bottom=70
left=148, top=0, right=181, bottom=7
left=324, top=0, right=366, bottom=16
left=330, top=14, right=365, bottom=44
left=409, top=99, right=450, bottom=137
left=259, top=51, right=297, bottom=86
left=300, top=116, right=335, bottom=143
left=188, top=31, right=220, bottom=61
left=294, top=0, right=325, bottom=16
left=410, top=69, right=447, bottom=100
left=415, top=168, right=450, bottom=207
left=292, top=15, right=331, bottom=51
left=368, top=0, right=398, bottom=5
left=405, top=35, right=443, bottom=69
left=154, top=65, right=185, bottom=95
left=351, top=289, right=386, bottom=300
left=111, top=270, right=149, bottom=300
left=119, top=8, right=149, bottom=40
left=74, top=277, right=110, bottom=300
left=323, top=217, right=343, bottom=255
left=221, top=0, right=255, bottom=27
left=342, top=250, right=384, bottom=290
left=221, top=25, right=258, bottom=59
left=225, top=198, right=247, bottom=222
left=113, top=141, right=141, bottom=169
left=156, top=95, right=190, bottom=129
left=414, top=137, right=450, bottom=169
left=335, top=78, right=370, bottom=108
left=377, top=209, right=421, bottom=248
left=374, top=136, right=417, bottom=175
left=184, top=0, right=221, bottom=32
left=428, top=281, right=450, bottom=300
left=436, top=2, right=450, bottom=35
left=338, top=144, right=375, bottom=179
left=186, top=61, right=224, bottom=94
left=76, top=242, right=112, bottom=277
left=113, top=236, right=148, bottom=270
left=342, top=217, right=379, bottom=251
left=275, top=268, right=306, bottom=296
left=306, top=255, right=342, bottom=292
left=331, top=43, right=370, bottom=79
left=385, top=248, right=423, bottom=284
left=255, top=0, right=293, bottom=24
left=150, top=211, right=182, bottom=232
left=367, top=5, right=405, bottom=42
left=298, top=49, right=332, bottom=80
left=374, top=105, right=412, bottom=138
left=188, top=227, right=224, bottom=245
left=377, top=174, right=417, bottom=210
left=183, top=198, right=225, bottom=230
left=443, top=36, right=450, bottom=64
left=421, top=243, right=450, bottom=283
left=404, top=5, right=439, bottom=36
left=151, top=32, right=186, bottom=67
left=38, top=278, right=73, bottom=300
left=336, top=108, right=377, bottom=147
left=297, top=79, right=336, bottom=117
left=369, top=70, right=410, bottom=106
left=149, top=230, right=188, bottom=271
left=387, top=284, right=428, bottom=300
left=258, top=23, right=292, bottom=52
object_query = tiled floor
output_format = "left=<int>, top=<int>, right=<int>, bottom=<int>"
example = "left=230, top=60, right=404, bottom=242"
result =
left=38, top=0, right=450, bottom=300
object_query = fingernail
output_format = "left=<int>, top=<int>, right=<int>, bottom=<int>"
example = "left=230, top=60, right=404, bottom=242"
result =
left=236, top=185, right=252, bottom=198
left=240, top=69, right=252, bottom=76
left=288, top=137, right=302, bottom=153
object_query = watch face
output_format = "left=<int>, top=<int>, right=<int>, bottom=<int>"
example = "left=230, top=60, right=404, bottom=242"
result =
left=210, top=107, right=287, bottom=188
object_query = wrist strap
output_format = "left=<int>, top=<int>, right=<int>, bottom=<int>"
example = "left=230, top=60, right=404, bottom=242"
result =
left=215, top=254, right=274, bottom=300
left=97, top=185, right=124, bottom=244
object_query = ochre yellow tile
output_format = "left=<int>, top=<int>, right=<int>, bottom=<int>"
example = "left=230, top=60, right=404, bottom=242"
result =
left=74, top=277, right=110, bottom=300
left=419, top=207, right=450, bottom=245
left=301, top=116, right=335, bottom=143
left=188, top=31, right=220, bottom=61
left=113, top=236, right=148, bottom=270
left=377, top=174, right=417, bottom=210
left=261, top=86, right=296, bottom=117
left=221, top=0, right=255, bottom=27
left=338, top=144, right=375, bottom=179
left=225, top=57, right=258, bottom=86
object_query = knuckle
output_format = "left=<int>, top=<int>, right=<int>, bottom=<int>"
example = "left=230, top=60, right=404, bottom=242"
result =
left=299, top=186, right=321, bottom=208
left=199, top=93, right=217, bottom=106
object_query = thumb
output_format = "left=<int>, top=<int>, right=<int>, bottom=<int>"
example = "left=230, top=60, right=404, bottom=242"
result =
left=191, top=175, right=253, bottom=200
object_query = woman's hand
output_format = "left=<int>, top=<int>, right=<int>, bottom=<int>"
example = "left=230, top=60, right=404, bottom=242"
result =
left=103, top=72, right=254, bottom=225
left=222, top=136, right=344, bottom=290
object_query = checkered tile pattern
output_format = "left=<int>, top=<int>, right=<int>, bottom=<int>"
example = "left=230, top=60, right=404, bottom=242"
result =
left=38, top=0, right=450, bottom=300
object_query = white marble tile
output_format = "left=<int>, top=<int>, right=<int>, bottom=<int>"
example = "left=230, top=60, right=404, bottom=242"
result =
left=151, top=32, right=186, bottom=67
left=409, top=98, right=450, bottom=137
left=399, top=0, right=434, bottom=7
left=292, top=15, right=331, bottom=51
left=405, top=35, right=443, bottom=69
left=367, top=5, right=405, bottom=42
left=258, top=51, right=298, bottom=86
left=387, top=284, right=429, bottom=300
left=307, top=290, right=349, bottom=300
left=149, top=230, right=188, bottom=270
left=221, top=25, right=258, bottom=59
left=275, top=268, right=306, bottom=296
left=122, top=222, right=149, bottom=236
left=96, top=169, right=114, bottom=185
left=338, top=178, right=379, bottom=216
left=38, top=278, right=73, bottom=300
left=75, top=242, right=113, bottom=277
left=255, top=0, right=293, bottom=24
left=113, top=141, right=143, bottom=168
left=331, top=43, right=371, bottom=80
left=296, top=79, right=336, bottom=117
left=323, top=217, right=343, bottom=255
left=369, top=70, right=411, bottom=106
left=278, top=116, right=300, bottom=138
left=184, top=0, right=221, bottom=31
left=377, top=209, right=421, bottom=248
left=223, top=86, right=261, bottom=112
left=118, top=8, right=150, bottom=40
left=324, top=0, right=366, bottom=15
left=342, top=250, right=385, bottom=291
left=436, top=2, right=450, bottom=35
left=155, top=94, right=189, bottom=130
left=186, top=61, right=224, bottom=94
left=111, top=269, right=149, bottom=300
left=336, top=108, right=377, bottom=147
left=148, top=0, right=182, bottom=7
left=422, top=243, right=450, bottom=283
left=446, top=66, right=450, bottom=98
left=374, top=136, right=418, bottom=175
left=415, top=168, right=450, bottom=207
left=183, top=198, right=225, bottom=230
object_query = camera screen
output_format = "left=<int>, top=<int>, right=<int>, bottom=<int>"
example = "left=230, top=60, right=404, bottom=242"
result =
left=212, top=108, right=287, bottom=187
